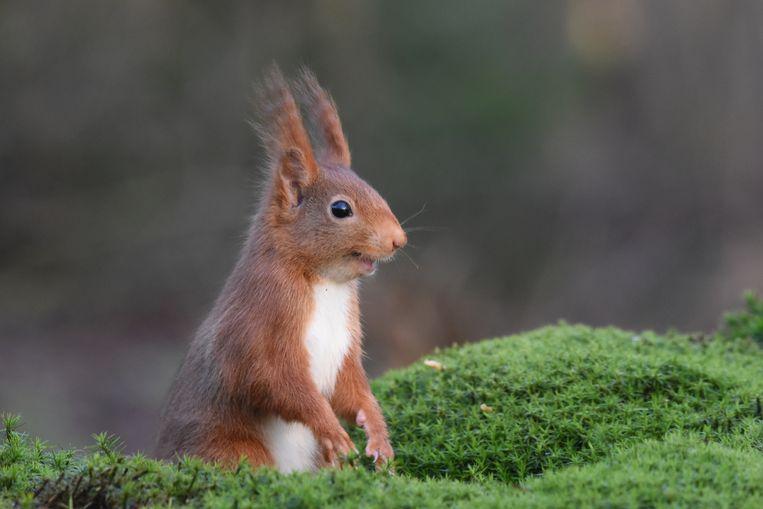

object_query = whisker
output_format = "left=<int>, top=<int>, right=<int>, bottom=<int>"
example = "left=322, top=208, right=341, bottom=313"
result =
left=399, top=248, right=419, bottom=270
left=404, top=226, right=447, bottom=233
left=400, top=203, right=427, bottom=226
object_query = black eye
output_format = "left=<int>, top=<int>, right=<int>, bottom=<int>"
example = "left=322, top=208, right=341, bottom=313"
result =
left=330, top=200, right=353, bottom=218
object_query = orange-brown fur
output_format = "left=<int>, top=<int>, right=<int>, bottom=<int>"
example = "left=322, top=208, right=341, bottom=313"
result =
left=155, top=66, right=405, bottom=469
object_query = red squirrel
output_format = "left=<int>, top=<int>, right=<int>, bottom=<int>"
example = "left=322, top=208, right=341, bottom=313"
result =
left=155, top=66, right=407, bottom=472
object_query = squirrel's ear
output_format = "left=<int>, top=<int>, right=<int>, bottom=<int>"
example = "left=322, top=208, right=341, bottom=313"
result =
left=274, top=147, right=312, bottom=209
left=295, top=68, right=351, bottom=167
left=254, top=64, right=319, bottom=191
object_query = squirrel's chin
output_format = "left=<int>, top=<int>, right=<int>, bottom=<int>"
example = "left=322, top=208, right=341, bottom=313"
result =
left=359, top=266, right=377, bottom=277
left=317, top=259, right=377, bottom=283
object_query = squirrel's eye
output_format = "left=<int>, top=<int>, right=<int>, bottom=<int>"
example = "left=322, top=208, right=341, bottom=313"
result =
left=330, top=200, right=353, bottom=218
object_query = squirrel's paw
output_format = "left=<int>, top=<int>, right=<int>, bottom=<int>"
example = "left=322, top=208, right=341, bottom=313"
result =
left=365, top=436, right=394, bottom=470
left=318, top=426, right=356, bottom=467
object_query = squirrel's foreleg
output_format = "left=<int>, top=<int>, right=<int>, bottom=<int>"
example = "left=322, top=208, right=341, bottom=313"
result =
left=331, top=349, right=393, bottom=468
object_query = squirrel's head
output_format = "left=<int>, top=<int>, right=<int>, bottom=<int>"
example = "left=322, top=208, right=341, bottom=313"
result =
left=254, top=66, right=406, bottom=282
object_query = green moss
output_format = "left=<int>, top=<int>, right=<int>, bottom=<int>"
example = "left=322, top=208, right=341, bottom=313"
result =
left=3, top=316, right=763, bottom=507
left=722, top=292, right=763, bottom=346
left=514, top=429, right=763, bottom=508
left=1, top=419, right=508, bottom=508
left=377, top=324, right=763, bottom=482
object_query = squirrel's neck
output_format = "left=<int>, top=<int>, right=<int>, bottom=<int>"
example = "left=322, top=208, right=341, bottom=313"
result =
left=212, top=217, right=360, bottom=326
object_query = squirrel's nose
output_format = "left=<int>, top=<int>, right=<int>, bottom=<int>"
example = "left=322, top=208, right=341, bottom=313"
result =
left=380, top=220, right=407, bottom=253
left=390, top=226, right=407, bottom=251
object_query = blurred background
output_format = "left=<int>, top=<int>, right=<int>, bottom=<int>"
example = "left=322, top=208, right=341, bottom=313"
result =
left=1, top=1, right=762, bottom=453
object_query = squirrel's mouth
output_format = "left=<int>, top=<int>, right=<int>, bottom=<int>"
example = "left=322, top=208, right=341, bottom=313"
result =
left=351, top=251, right=378, bottom=273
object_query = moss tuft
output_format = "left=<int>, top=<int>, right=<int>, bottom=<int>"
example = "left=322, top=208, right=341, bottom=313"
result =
left=722, top=291, right=763, bottom=346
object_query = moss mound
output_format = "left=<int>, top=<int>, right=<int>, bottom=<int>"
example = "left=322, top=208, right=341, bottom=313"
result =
left=2, top=295, right=762, bottom=507
left=378, top=323, right=763, bottom=482
left=514, top=428, right=763, bottom=508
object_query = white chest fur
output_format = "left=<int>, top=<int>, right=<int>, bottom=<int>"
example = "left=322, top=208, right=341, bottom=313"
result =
left=262, top=281, right=353, bottom=472
left=304, top=281, right=353, bottom=396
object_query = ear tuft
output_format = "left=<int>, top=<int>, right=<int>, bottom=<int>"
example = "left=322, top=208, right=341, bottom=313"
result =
left=294, top=67, right=351, bottom=167
left=253, top=64, right=319, bottom=181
